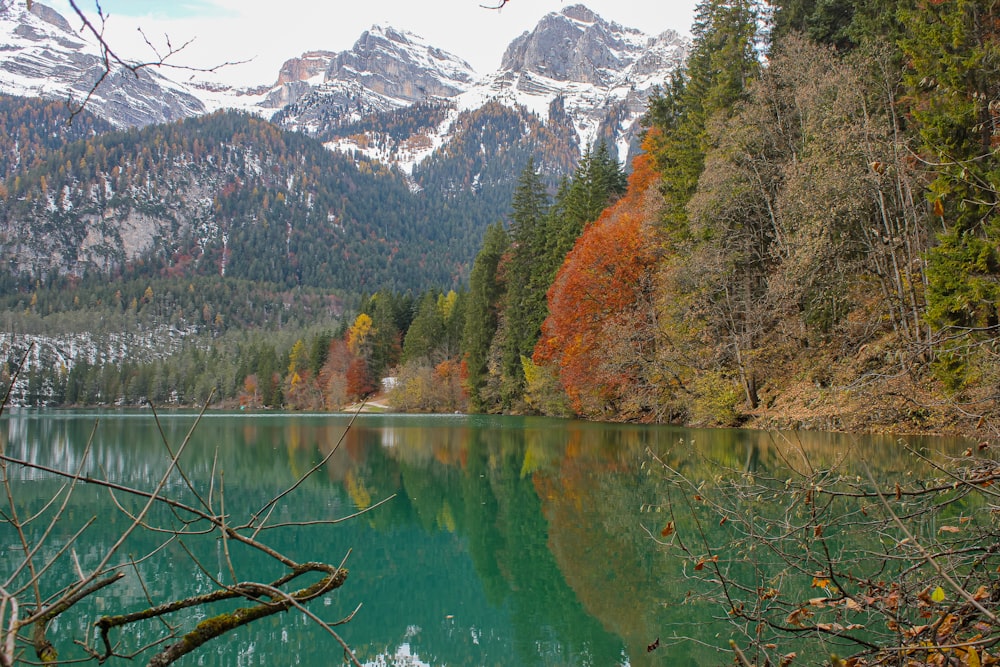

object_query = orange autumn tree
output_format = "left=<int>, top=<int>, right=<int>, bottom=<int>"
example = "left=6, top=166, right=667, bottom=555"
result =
left=534, top=134, right=665, bottom=421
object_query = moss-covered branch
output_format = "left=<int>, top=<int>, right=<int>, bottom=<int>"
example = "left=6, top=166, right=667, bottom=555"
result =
left=31, top=572, right=124, bottom=663
left=95, top=563, right=347, bottom=666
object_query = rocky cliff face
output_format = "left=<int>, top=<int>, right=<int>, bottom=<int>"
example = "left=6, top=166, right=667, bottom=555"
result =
left=275, top=51, right=337, bottom=86
left=333, top=27, right=475, bottom=100
left=268, top=25, right=477, bottom=134
left=0, top=2, right=207, bottom=127
left=502, top=5, right=629, bottom=86
left=480, top=4, right=688, bottom=160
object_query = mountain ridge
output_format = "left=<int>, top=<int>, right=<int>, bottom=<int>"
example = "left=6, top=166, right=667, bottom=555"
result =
left=0, top=1, right=208, bottom=126
left=0, top=3, right=688, bottom=300
left=0, top=3, right=688, bottom=167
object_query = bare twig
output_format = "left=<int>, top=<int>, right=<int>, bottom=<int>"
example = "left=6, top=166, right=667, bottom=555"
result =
left=862, top=463, right=998, bottom=624
left=61, top=0, right=248, bottom=121
left=1, top=383, right=377, bottom=665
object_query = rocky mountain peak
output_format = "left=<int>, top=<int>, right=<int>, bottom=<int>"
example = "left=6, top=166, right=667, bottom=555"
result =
left=499, top=3, right=647, bottom=87
left=560, top=4, right=599, bottom=24
left=16, top=1, right=73, bottom=35
left=28, top=2, right=73, bottom=32
left=275, top=51, right=336, bottom=86
left=330, top=24, right=476, bottom=100
left=0, top=1, right=206, bottom=127
left=265, top=23, right=477, bottom=129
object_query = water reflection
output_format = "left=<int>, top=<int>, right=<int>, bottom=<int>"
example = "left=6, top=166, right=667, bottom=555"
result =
left=0, top=411, right=971, bottom=666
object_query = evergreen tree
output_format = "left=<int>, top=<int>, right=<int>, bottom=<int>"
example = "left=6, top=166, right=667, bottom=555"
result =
left=550, top=140, right=627, bottom=268
left=463, top=223, right=510, bottom=411
left=402, top=291, right=446, bottom=363
left=770, top=0, right=856, bottom=49
left=903, top=0, right=1000, bottom=387
left=256, top=344, right=282, bottom=408
left=647, top=0, right=763, bottom=238
left=500, top=159, right=551, bottom=409
left=367, top=293, right=404, bottom=379
left=439, top=290, right=466, bottom=360
left=308, top=331, right=332, bottom=377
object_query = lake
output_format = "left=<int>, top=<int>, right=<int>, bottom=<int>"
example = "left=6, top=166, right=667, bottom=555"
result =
left=0, top=411, right=974, bottom=666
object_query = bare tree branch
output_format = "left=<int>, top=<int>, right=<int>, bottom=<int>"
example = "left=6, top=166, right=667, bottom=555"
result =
left=1, top=390, right=380, bottom=665
left=57, top=0, right=248, bottom=121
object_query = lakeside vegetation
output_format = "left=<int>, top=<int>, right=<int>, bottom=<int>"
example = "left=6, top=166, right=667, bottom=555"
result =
left=463, top=0, right=1000, bottom=437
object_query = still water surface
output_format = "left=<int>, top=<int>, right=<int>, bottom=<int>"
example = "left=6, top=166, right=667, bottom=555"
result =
left=1, top=412, right=972, bottom=666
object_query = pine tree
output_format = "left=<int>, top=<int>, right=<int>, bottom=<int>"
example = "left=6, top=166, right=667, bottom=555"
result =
left=462, top=223, right=510, bottom=411
left=904, top=0, right=1000, bottom=386
left=500, top=159, right=551, bottom=409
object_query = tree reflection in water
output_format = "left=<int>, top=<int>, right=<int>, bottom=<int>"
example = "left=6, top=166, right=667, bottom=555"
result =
left=1, top=412, right=971, bottom=666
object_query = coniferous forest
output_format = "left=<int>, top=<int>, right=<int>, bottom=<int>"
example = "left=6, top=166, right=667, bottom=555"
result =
left=2, top=0, right=999, bottom=438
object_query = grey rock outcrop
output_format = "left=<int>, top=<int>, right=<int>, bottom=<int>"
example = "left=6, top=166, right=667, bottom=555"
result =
left=501, top=4, right=630, bottom=86
left=332, top=27, right=474, bottom=100
left=265, top=25, right=476, bottom=129
left=0, top=2, right=206, bottom=127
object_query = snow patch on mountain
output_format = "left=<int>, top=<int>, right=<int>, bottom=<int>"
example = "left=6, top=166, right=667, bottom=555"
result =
left=0, top=1, right=208, bottom=127
left=0, top=2, right=687, bottom=168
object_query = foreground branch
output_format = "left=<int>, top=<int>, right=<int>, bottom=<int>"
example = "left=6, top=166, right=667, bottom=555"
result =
left=97, top=563, right=348, bottom=666
left=0, top=396, right=379, bottom=665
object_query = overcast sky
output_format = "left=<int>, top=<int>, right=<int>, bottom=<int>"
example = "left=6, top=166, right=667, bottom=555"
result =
left=47, top=0, right=698, bottom=87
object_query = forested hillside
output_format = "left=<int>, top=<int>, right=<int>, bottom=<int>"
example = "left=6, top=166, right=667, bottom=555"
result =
left=0, top=95, right=581, bottom=408
left=0, top=96, right=113, bottom=181
left=457, top=0, right=1000, bottom=436
left=0, top=106, right=484, bottom=291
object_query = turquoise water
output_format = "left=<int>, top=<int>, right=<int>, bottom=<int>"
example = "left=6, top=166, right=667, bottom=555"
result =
left=0, top=411, right=972, bottom=666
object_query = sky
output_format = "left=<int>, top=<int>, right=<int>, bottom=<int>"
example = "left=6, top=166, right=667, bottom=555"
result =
left=46, top=0, right=699, bottom=87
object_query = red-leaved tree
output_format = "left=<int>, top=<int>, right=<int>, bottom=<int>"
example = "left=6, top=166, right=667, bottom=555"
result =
left=534, top=133, right=664, bottom=420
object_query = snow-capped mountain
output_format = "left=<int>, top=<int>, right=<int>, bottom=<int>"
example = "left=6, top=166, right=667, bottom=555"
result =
left=284, top=5, right=688, bottom=171
left=268, top=25, right=478, bottom=135
left=0, top=1, right=207, bottom=127
left=0, top=2, right=687, bottom=167
left=461, top=5, right=687, bottom=161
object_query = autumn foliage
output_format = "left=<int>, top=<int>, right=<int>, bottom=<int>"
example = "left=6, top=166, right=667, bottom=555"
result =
left=534, top=134, right=662, bottom=419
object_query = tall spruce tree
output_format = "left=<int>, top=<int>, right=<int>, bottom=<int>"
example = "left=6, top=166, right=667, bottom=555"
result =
left=366, top=293, right=404, bottom=380
left=903, top=0, right=1000, bottom=387
left=462, top=222, right=510, bottom=411
left=500, top=159, right=551, bottom=409
left=402, top=290, right=446, bottom=364
left=646, top=0, right=762, bottom=239
left=439, top=290, right=466, bottom=360
left=549, top=140, right=627, bottom=270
